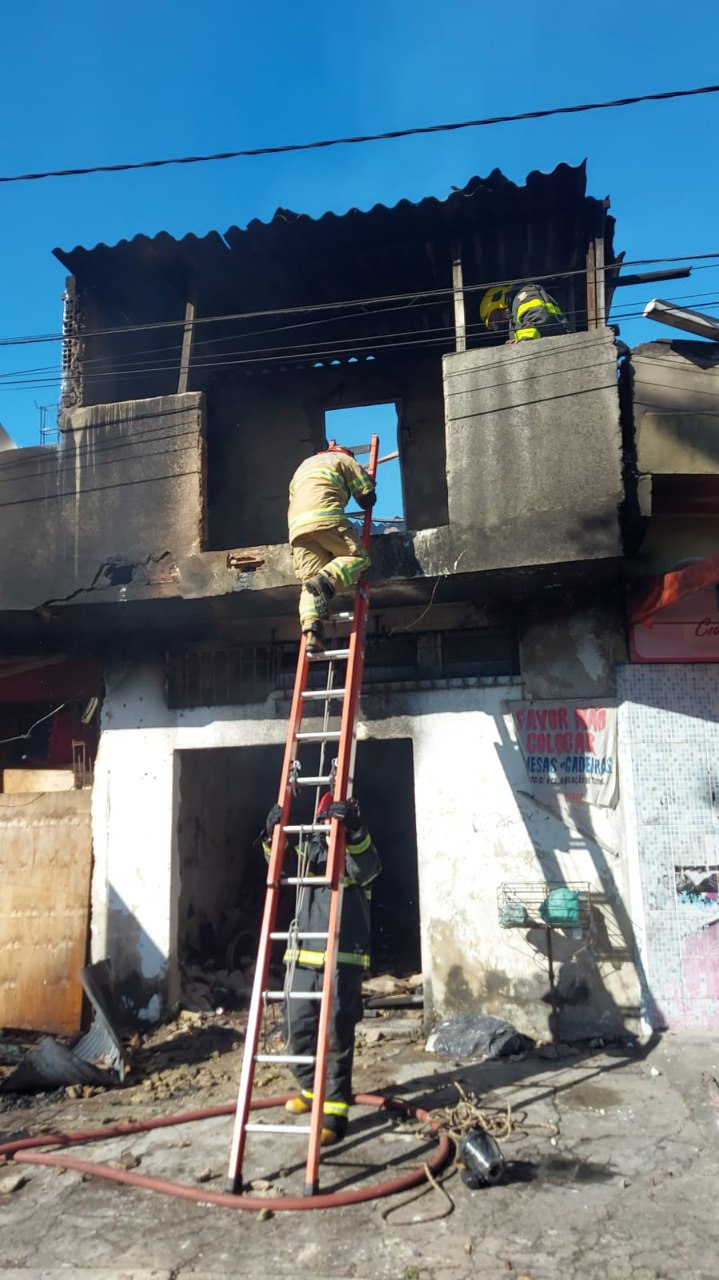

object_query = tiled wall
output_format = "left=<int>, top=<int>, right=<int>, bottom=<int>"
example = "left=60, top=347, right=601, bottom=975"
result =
left=618, top=664, right=719, bottom=1028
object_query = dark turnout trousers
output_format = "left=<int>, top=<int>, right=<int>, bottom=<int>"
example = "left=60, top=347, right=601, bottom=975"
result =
left=286, top=965, right=364, bottom=1121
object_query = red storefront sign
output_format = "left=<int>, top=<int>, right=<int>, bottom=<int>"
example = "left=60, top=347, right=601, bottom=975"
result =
left=631, top=585, right=719, bottom=662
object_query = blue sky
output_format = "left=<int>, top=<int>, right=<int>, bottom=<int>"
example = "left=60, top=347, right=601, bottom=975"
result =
left=2, top=0, right=719, bottom=472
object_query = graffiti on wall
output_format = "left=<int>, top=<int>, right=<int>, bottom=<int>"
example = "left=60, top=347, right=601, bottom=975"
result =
left=674, top=865, right=719, bottom=906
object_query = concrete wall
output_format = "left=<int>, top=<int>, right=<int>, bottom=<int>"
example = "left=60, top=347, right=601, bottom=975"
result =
left=0, top=393, right=205, bottom=611
left=632, top=340, right=719, bottom=475
left=94, top=635, right=641, bottom=1040
left=0, top=337, right=625, bottom=626
left=443, top=328, right=623, bottom=571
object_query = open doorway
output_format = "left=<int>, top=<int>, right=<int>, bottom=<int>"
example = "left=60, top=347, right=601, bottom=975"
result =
left=176, top=738, right=420, bottom=977
left=325, top=403, right=404, bottom=530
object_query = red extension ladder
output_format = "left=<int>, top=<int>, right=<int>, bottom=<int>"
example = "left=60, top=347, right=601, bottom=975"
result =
left=225, top=434, right=380, bottom=1197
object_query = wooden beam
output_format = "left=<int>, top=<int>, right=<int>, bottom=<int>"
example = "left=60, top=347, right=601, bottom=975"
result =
left=585, top=241, right=597, bottom=329
left=644, top=298, right=719, bottom=342
left=177, top=299, right=196, bottom=395
left=452, top=251, right=466, bottom=353
left=594, top=235, right=606, bottom=326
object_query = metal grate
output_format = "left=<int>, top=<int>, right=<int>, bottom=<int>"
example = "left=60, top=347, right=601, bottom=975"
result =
left=497, top=882, right=593, bottom=932
left=166, top=628, right=518, bottom=709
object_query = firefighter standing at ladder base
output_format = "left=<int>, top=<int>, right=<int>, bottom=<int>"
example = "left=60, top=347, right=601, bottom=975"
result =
left=264, top=792, right=380, bottom=1144
left=480, top=282, right=571, bottom=342
left=288, top=441, right=376, bottom=654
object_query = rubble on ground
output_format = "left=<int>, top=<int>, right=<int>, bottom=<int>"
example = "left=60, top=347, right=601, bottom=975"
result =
left=426, top=1012, right=534, bottom=1061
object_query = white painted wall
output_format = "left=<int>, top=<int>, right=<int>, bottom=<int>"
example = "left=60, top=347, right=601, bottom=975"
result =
left=94, top=660, right=640, bottom=1036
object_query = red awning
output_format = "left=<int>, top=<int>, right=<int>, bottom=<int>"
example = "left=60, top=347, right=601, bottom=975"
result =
left=629, top=554, right=719, bottom=627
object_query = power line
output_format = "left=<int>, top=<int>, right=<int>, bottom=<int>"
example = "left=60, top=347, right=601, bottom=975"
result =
left=2, top=251, right=719, bottom=352
left=2, top=305, right=716, bottom=397
left=1, top=84, right=718, bottom=185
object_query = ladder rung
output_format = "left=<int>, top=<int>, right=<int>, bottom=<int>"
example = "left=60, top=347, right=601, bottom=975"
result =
left=264, top=991, right=323, bottom=1000
left=282, top=823, right=331, bottom=834
left=284, top=876, right=331, bottom=886
left=256, top=1053, right=316, bottom=1064
left=270, top=931, right=329, bottom=940
left=301, top=688, right=346, bottom=701
left=294, top=776, right=332, bottom=786
left=295, top=730, right=342, bottom=742
left=308, top=648, right=350, bottom=661
left=245, top=1123, right=312, bottom=1134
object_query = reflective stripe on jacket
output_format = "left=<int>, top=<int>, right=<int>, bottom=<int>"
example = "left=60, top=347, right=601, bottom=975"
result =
left=508, top=283, right=569, bottom=340
left=263, top=824, right=380, bottom=968
left=288, top=451, right=375, bottom=544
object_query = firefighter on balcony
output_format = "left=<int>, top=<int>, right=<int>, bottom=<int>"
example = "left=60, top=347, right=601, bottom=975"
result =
left=480, top=282, right=570, bottom=342
left=264, top=791, right=381, bottom=1145
left=288, top=441, right=376, bottom=654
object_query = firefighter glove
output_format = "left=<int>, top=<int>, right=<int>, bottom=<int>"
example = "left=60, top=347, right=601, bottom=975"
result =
left=329, top=799, right=362, bottom=836
left=356, top=488, right=377, bottom=510
left=265, top=803, right=283, bottom=838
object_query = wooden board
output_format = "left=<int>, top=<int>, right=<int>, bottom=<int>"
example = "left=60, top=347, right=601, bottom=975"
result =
left=3, top=768, right=76, bottom=793
left=0, top=791, right=92, bottom=1035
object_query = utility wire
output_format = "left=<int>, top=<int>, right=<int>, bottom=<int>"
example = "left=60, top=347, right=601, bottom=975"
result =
left=2, top=285, right=718, bottom=388
left=2, top=252, right=719, bottom=352
left=8, top=278, right=717, bottom=382
left=1, top=85, right=718, bottom=185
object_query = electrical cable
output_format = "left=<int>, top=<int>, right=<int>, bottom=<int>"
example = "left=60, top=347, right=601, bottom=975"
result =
left=3, top=251, right=719, bottom=351
left=0, top=699, right=70, bottom=746
left=1, top=84, right=718, bottom=185
left=0, top=328, right=713, bottom=401
left=7, top=281, right=719, bottom=387
left=5, top=281, right=719, bottom=389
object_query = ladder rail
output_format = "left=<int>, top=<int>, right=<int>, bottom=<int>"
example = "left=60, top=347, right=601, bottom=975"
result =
left=225, top=633, right=311, bottom=1192
left=303, top=433, right=379, bottom=1195
left=226, top=433, right=379, bottom=1198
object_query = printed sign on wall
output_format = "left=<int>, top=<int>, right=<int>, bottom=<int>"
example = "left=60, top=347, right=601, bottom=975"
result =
left=511, top=700, right=618, bottom=808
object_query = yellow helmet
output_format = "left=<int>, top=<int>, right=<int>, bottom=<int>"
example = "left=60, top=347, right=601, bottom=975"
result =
left=480, top=286, right=509, bottom=329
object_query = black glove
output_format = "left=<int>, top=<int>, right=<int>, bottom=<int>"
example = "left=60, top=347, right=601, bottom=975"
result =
left=265, top=804, right=283, bottom=839
left=329, top=799, right=362, bottom=837
left=356, top=488, right=376, bottom=511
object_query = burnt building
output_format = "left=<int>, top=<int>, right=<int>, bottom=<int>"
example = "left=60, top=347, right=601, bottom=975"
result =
left=0, top=161, right=670, bottom=1040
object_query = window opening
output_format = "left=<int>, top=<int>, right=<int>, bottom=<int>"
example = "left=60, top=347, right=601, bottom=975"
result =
left=166, top=629, right=518, bottom=708
left=325, top=403, right=404, bottom=530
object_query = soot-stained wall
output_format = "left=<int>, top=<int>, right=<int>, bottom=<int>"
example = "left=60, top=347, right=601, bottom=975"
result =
left=0, top=393, right=206, bottom=612
left=205, top=354, right=447, bottom=549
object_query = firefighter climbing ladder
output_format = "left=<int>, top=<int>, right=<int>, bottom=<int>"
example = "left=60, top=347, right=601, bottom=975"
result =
left=226, top=434, right=380, bottom=1197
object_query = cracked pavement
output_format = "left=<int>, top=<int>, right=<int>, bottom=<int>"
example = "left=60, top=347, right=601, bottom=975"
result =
left=1, top=1024, right=717, bottom=1280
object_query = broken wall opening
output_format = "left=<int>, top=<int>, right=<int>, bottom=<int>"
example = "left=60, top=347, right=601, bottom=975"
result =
left=325, top=403, right=404, bottom=526
left=204, top=355, right=448, bottom=551
left=175, top=737, right=420, bottom=979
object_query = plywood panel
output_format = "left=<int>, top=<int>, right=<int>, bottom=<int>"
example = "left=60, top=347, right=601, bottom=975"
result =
left=0, top=791, right=92, bottom=1035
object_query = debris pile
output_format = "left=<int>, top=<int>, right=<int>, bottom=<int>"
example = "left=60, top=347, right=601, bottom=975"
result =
left=362, top=972, right=423, bottom=1009
left=179, top=961, right=255, bottom=1013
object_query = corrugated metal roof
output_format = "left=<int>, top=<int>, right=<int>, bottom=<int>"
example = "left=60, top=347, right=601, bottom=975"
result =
left=53, top=162, right=618, bottom=407
left=54, top=161, right=615, bottom=304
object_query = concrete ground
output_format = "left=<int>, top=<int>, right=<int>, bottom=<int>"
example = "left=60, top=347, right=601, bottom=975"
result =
left=0, top=1016, right=718, bottom=1280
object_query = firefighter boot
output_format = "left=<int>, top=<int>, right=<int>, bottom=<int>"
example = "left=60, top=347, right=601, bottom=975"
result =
left=320, top=1114, right=347, bottom=1146
left=304, top=572, right=335, bottom=618
left=285, top=1092, right=312, bottom=1115
left=304, top=624, right=325, bottom=655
